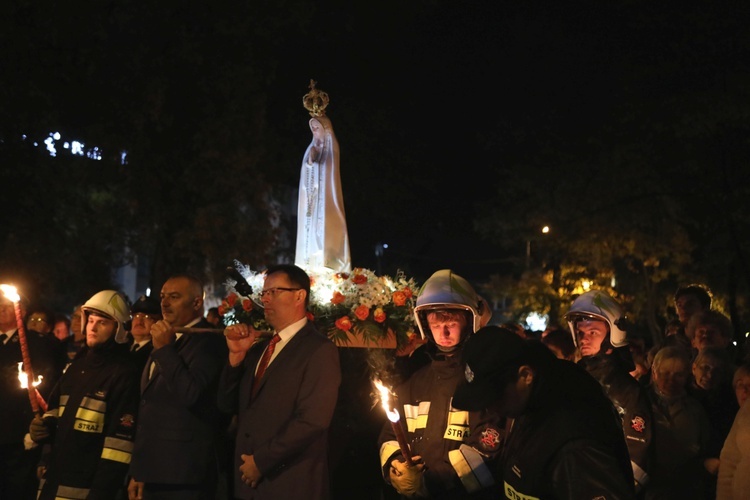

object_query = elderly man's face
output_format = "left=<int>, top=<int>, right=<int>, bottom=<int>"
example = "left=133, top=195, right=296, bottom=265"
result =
left=131, top=312, right=159, bottom=342
left=27, top=313, right=52, bottom=334
left=692, top=356, right=724, bottom=391
left=691, top=323, right=730, bottom=350
left=0, top=298, right=16, bottom=330
left=653, top=358, right=689, bottom=398
left=160, top=277, right=202, bottom=326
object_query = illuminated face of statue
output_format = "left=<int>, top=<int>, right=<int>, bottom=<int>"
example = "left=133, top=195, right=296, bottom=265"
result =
left=310, top=118, right=325, bottom=147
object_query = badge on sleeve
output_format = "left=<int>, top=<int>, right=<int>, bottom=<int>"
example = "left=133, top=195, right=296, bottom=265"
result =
left=631, top=415, right=646, bottom=433
left=478, top=426, right=502, bottom=452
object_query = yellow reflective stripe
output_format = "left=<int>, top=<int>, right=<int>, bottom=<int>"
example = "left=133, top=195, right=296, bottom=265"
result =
left=43, top=408, right=59, bottom=419
left=55, top=484, right=90, bottom=499
left=104, top=436, right=134, bottom=452
left=73, top=398, right=106, bottom=433
left=504, top=481, right=540, bottom=500
left=403, top=402, right=430, bottom=432
left=444, top=424, right=470, bottom=441
left=73, top=419, right=102, bottom=433
left=80, top=396, right=106, bottom=413
left=59, top=395, right=69, bottom=417
left=103, top=436, right=134, bottom=462
left=379, top=441, right=401, bottom=469
left=449, top=444, right=495, bottom=492
left=444, top=406, right=470, bottom=441
left=101, top=447, right=132, bottom=464
left=76, top=407, right=105, bottom=423
left=449, top=448, right=482, bottom=492
left=447, top=407, right=469, bottom=426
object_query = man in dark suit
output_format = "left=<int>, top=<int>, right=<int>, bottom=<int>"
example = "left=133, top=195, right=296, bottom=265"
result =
left=218, top=264, right=341, bottom=500
left=128, top=274, right=229, bottom=499
left=127, top=294, right=160, bottom=373
left=0, top=295, right=61, bottom=500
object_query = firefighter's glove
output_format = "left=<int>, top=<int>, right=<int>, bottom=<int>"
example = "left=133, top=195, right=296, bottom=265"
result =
left=389, top=456, right=428, bottom=497
left=29, top=415, right=53, bottom=443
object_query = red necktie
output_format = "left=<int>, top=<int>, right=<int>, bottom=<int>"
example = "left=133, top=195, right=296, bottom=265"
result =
left=252, top=334, right=280, bottom=397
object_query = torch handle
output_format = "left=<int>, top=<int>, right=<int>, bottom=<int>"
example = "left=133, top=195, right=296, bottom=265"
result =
left=391, top=420, right=414, bottom=466
left=13, top=302, right=41, bottom=415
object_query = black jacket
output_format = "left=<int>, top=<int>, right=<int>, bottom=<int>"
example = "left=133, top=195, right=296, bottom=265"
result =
left=501, top=357, right=636, bottom=500
left=38, top=337, right=140, bottom=500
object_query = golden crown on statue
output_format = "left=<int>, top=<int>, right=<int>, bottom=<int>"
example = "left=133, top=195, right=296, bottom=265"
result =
left=303, top=79, right=329, bottom=117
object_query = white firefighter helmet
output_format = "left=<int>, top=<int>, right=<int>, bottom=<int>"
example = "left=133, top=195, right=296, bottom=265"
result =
left=414, top=269, right=490, bottom=343
left=81, top=290, right=130, bottom=344
left=565, top=290, right=628, bottom=348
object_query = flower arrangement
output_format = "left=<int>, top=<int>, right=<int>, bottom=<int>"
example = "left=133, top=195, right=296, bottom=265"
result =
left=218, top=290, right=270, bottom=332
left=221, top=260, right=421, bottom=351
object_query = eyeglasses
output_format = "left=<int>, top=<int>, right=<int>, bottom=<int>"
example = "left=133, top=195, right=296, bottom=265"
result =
left=28, top=318, right=48, bottom=324
left=133, top=313, right=158, bottom=321
left=259, top=287, right=301, bottom=299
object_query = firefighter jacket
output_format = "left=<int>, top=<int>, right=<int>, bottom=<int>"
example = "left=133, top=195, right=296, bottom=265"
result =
left=500, top=358, right=636, bottom=500
left=378, top=350, right=504, bottom=499
left=37, top=338, right=140, bottom=500
left=579, top=349, right=653, bottom=491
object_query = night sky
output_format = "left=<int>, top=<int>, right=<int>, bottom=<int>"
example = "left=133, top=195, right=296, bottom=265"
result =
left=3, top=1, right=748, bottom=290
left=264, top=2, right=621, bottom=279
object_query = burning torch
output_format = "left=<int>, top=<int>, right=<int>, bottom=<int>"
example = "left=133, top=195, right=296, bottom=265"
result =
left=374, top=378, right=414, bottom=466
left=1, top=284, right=46, bottom=415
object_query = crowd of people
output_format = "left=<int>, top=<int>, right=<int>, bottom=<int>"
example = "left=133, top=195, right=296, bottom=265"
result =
left=1, top=268, right=749, bottom=499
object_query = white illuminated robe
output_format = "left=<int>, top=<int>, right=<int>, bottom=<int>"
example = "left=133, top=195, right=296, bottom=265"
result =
left=295, top=115, right=351, bottom=273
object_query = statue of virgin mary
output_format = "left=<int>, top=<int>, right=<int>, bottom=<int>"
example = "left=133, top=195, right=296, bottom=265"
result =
left=294, top=81, right=351, bottom=273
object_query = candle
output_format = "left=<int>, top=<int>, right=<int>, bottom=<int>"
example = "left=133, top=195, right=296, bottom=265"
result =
left=1, top=284, right=43, bottom=415
left=17, top=363, right=47, bottom=413
left=373, top=378, right=414, bottom=466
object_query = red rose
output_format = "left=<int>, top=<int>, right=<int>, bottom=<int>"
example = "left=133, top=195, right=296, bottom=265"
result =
left=226, top=293, right=239, bottom=307
left=218, top=304, right=227, bottom=316
left=373, top=308, right=386, bottom=323
left=335, top=316, right=353, bottom=331
left=306, top=311, right=315, bottom=321
left=403, top=287, right=413, bottom=298
left=331, top=291, right=346, bottom=305
left=241, top=298, right=253, bottom=312
left=354, top=305, right=370, bottom=321
left=392, top=291, right=407, bottom=307
left=352, top=274, right=367, bottom=285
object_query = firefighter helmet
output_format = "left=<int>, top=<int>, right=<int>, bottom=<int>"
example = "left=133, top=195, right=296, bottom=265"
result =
left=565, top=290, right=628, bottom=348
left=414, top=270, right=490, bottom=346
left=81, top=290, right=131, bottom=344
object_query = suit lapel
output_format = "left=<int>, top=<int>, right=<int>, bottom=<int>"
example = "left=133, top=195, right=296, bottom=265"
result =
left=252, top=327, right=308, bottom=398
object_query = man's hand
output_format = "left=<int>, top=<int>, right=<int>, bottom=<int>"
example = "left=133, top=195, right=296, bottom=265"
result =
left=225, top=324, right=261, bottom=366
left=29, top=415, right=52, bottom=443
left=389, top=455, right=427, bottom=497
left=150, top=320, right=176, bottom=350
left=239, top=453, right=262, bottom=488
left=127, top=477, right=144, bottom=500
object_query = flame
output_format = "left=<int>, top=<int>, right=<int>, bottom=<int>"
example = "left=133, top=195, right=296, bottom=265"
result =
left=373, top=378, right=400, bottom=423
left=17, top=362, right=42, bottom=389
left=0, top=284, right=20, bottom=303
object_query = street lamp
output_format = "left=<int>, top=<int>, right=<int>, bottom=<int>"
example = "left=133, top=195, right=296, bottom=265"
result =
left=525, top=226, right=550, bottom=270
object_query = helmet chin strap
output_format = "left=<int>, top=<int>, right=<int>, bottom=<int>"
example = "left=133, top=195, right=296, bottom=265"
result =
left=437, top=344, right=459, bottom=353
